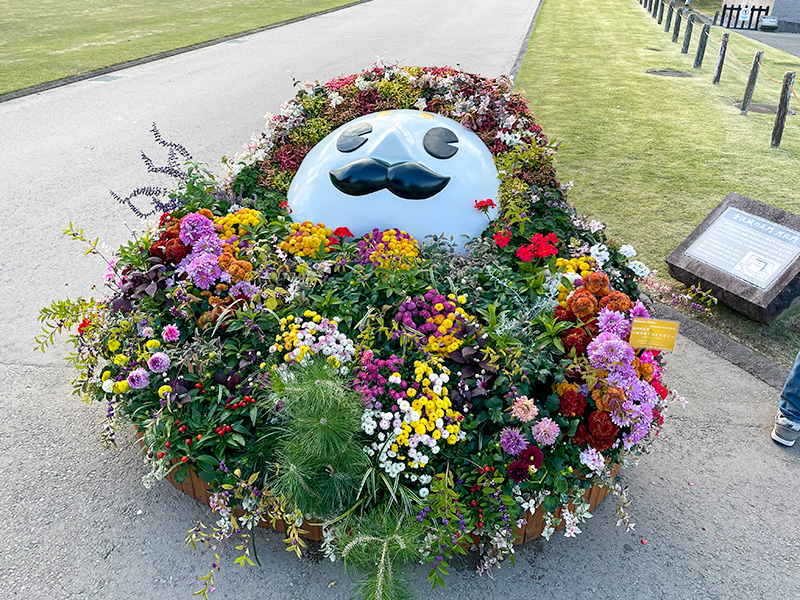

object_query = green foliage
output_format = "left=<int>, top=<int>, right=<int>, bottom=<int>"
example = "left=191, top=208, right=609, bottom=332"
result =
left=336, top=511, right=425, bottom=600
left=271, top=359, right=369, bottom=517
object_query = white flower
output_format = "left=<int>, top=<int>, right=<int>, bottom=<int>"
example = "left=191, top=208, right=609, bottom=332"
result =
left=588, top=219, right=605, bottom=233
left=579, top=447, right=606, bottom=473
left=589, top=243, right=610, bottom=267
left=419, top=487, right=430, bottom=498
left=413, top=97, right=427, bottom=111
left=102, top=379, right=114, bottom=393
left=619, top=244, right=637, bottom=258
left=628, top=260, right=651, bottom=277
left=328, top=91, right=344, bottom=108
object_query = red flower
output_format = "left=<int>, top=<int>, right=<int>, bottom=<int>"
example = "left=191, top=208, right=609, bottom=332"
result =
left=77, top=318, right=91, bottom=335
left=516, top=245, right=535, bottom=262
left=652, top=380, right=669, bottom=400
left=333, top=226, right=354, bottom=239
left=561, top=327, right=591, bottom=356
left=493, top=230, right=511, bottom=248
left=570, top=423, right=588, bottom=446
left=559, top=389, right=586, bottom=417
left=474, top=198, right=497, bottom=212
left=278, top=199, right=293, bottom=214
left=587, top=411, right=620, bottom=451
left=164, top=238, right=188, bottom=263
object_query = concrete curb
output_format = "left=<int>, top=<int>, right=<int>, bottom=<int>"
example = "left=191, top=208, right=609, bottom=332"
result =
left=510, top=0, right=545, bottom=80
left=649, top=299, right=790, bottom=391
left=0, top=0, right=374, bottom=105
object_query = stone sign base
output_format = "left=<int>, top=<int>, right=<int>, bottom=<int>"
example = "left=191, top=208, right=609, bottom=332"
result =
left=666, top=193, right=800, bottom=324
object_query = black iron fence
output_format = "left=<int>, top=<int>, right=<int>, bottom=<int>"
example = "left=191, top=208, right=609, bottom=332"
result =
left=720, top=4, right=770, bottom=30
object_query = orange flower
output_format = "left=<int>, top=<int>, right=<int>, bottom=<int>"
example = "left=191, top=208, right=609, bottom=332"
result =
left=584, top=272, right=611, bottom=298
left=599, top=290, right=633, bottom=312
left=567, top=288, right=599, bottom=320
left=635, top=358, right=655, bottom=382
left=597, top=386, right=626, bottom=412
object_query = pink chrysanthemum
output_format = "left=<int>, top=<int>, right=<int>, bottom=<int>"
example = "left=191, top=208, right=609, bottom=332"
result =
left=532, top=417, right=560, bottom=446
left=510, top=395, right=539, bottom=423
left=147, top=352, right=171, bottom=373
left=127, top=368, right=150, bottom=389
left=162, top=325, right=180, bottom=342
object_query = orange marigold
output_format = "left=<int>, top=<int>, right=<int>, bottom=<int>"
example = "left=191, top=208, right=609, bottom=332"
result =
left=599, top=290, right=634, bottom=312
left=584, top=271, right=611, bottom=298
left=635, top=359, right=655, bottom=382
left=567, top=288, right=599, bottom=320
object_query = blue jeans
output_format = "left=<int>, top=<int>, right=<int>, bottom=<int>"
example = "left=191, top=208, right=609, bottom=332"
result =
left=780, top=350, right=800, bottom=422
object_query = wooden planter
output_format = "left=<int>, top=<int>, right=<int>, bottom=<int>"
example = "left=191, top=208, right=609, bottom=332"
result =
left=161, top=461, right=618, bottom=545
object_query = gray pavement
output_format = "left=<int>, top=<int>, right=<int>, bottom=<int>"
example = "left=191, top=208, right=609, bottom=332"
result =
left=2, top=0, right=800, bottom=598
left=732, top=29, right=800, bottom=60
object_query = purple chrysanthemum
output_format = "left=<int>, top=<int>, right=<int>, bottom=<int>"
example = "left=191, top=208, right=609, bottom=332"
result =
left=179, top=213, right=216, bottom=246
left=148, top=352, right=171, bottom=373
left=587, top=332, right=635, bottom=370
left=187, top=254, right=221, bottom=290
left=630, top=300, right=650, bottom=319
left=611, top=399, right=637, bottom=428
left=127, top=368, right=150, bottom=389
left=597, top=307, right=632, bottom=339
left=499, top=427, right=529, bottom=456
left=532, top=417, right=560, bottom=446
left=607, top=365, right=638, bottom=390
left=162, top=325, right=180, bottom=342
left=230, top=280, right=258, bottom=301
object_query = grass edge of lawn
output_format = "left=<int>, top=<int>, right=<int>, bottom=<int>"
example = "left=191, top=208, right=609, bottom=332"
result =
left=0, top=0, right=372, bottom=102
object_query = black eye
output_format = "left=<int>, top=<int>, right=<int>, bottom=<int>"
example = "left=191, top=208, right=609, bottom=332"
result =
left=423, top=127, right=458, bottom=159
left=336, top=122, right=372, bottom=152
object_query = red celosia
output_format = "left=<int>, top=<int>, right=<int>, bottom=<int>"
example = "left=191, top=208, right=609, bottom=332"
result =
left=554, top=306, right=576, bottom=323
left=559, top=389, right=587, bottom=417
left=587, top=411, right=620, bottom=451
left=562, top=327, right=591, bottom=356
left=164, top=238, right=189, bottom=263
left=570, top=424, right=588, bottom=446
left=493, top=230, right=511, bottom=248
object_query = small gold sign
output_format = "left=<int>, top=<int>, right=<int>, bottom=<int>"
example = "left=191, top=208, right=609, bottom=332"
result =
left=629, top=318, right=679, bottom=351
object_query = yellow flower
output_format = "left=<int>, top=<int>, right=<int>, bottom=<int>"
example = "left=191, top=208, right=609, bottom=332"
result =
left=113, top=354, right=129, bottom=366
left=145, top=340, right=161, bottom=350
left=101, top=371, right=111, bottom=382
left=107, top=339, right=120, bottom=352
left=158, top=385, right=172, bottom=398
left=406, top=388, right=417, bottom=398
left=112, top=380, right=130, bottom=394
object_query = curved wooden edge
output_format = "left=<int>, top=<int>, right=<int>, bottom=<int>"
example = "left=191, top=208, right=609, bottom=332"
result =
left=513, top=465, right=620, bottom=545
left=137, top=430, right=617, bottom=545
left=135, top=429, right=323, bottom=541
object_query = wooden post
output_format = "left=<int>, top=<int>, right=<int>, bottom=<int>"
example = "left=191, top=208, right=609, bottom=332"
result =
left=682, top=15, right=695, bottom=53
left=713, top=10, right=720, bottom=25
left=658, top=0, right=665, bottom=23
left=673, top=10, right=683, bottom=42
left=665, top=0, right=676, bottom=31
left=741, top=50, right=763, bottom=115
left=694, top=24, right=711, bottom=67
left=713, top=32, right=729, bottom=84
left=652, top=0, right=659, bottom=18
left=771, top=71, right=795, bottom=147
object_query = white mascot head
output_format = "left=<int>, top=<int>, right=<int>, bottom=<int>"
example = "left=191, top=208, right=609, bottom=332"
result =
left=287, top=110, right=499, bottom=247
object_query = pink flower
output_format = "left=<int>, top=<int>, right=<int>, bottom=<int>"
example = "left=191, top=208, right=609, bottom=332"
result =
left=532, top=417, right=560, bottom=446
left=162, top=325, right=180, bottom=342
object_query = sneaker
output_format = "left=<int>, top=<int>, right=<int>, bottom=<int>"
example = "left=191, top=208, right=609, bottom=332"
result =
left=771, top=413, right=800, bottom=447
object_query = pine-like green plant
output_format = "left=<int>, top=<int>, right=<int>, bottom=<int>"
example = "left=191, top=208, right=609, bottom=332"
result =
left=271, top=359, right=369, bottom=517
left=336, top=511, right=425, bottom=600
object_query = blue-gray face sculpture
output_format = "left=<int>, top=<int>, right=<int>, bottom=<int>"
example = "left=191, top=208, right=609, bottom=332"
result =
left=287, top=110, right=500, bottom=247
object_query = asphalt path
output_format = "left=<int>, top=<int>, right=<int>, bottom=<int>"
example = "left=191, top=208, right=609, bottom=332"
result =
left=2, top=0, right=799, bottom=598
left=734, top=29, right=800, bottom=60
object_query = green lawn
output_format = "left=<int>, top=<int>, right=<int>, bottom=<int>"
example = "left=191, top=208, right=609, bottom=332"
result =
left=516, top=0, right=800, bottom=367
left=0, top=0, right=359, bottom=95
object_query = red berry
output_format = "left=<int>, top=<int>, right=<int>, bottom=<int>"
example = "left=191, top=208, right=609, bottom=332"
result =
left=244, top=396, right=252, bottom=402
left=175, top=419, right=181, bottom=425
left=181, top=456, right=188, bottom=463
left=196, top=434, right=202, bottom=441
left=249, top=397, right=256, bottom=403
left=185, top=438, right=192, bottom=445
left=200, top=389, right=206, bottom=394
left=478, top=521, right=484, bottom=527
left=224, top=425, right=231, bottom=432
left=195, top=383, right=202, bottom=389
left=490, top=466, right=495, bottom=472
left=225, top=403, right=231, bottom=409
left=179, top=425, right=187, bottom=433
left=470, top=500, right=478, bottom=507
left=164, top=442, right=170, bottom=448
left=157, top=452, right=165, bottom=459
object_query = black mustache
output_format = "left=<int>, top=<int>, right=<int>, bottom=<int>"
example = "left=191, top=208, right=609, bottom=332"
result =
left=329, top=158, right=450, bottom=200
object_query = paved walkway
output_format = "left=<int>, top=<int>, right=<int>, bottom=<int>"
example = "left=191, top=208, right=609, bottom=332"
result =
left=734, top=29, right=800, bottom=60
left=2, top=0, right=799, bottom=598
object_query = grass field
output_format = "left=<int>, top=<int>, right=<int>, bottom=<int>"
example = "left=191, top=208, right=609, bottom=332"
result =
left=517, top=0, right=800, bottom=367
left=0, top=0, right=358, bottom=95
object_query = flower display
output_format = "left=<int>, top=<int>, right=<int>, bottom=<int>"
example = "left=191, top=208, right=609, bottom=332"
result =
left=40, top=64, right=681, bottom=600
